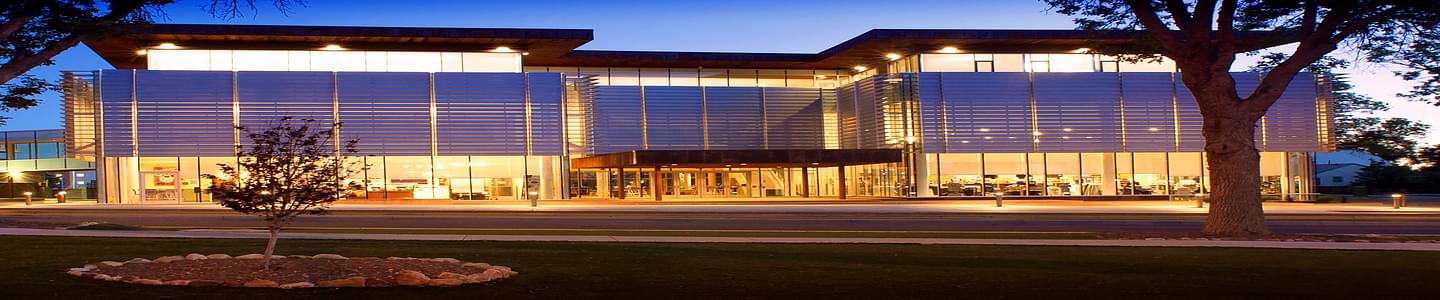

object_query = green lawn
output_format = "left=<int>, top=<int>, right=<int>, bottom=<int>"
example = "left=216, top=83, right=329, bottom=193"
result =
left=4, top=236, right=1439, bottom=299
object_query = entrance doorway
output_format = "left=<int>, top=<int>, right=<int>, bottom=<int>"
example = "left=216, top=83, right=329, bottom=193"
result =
left=139, top=171, right=181, bottom=203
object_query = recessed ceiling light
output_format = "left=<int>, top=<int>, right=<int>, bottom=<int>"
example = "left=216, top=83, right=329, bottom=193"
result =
left=155, top=43, right=179, bottom=49
left=853, top=65, right=868, bottom=72
left=321, top=44, right=345, bottom=51
left=135, top=49, right=148, bottom=55
left=492, top=46, right=515, bottom=53
left=885, top=53, right=902, bottom=60
left=939, top=46, right=960, bottom=53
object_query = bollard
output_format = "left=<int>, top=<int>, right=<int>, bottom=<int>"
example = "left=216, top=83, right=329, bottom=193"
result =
left=22, top=191, right=32, bottom=206
left=994, top=192, right=1004, bottom=207
left=56, top=191, right=67, bottom=203
left=1392, top=193, right=1406, bottom=209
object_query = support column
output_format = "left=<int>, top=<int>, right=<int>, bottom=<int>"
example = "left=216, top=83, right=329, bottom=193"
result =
left=915, top=153, right=933, bottom=197
left=653, top=166, right=663, bottom=202
left=838, top=166, right=847, bottom=200
left=617, top=168, right=626, bottom=199
left=596, top=169, right=611, bottom=199
left=1102, top=153, right=1118, bottom=195
left=801, top=167, right=810, bottom=198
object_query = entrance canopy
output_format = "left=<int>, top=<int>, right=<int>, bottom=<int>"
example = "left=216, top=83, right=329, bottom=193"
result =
left=570, top=149, right=902, bottom=169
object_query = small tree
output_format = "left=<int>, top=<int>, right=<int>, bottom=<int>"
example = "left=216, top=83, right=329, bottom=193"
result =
left=205, top=117, right=361, bottom=270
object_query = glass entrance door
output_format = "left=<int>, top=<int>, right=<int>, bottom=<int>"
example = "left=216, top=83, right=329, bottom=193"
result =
left=139, top=171, right=181, bottom=203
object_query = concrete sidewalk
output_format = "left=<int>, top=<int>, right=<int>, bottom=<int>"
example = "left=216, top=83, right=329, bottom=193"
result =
left=3, top=227, right=1439, bottom=252
left=4, top=199, right=1438, bottom=215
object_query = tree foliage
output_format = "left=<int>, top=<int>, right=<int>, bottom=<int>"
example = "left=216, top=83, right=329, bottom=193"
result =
left=1248, top=53, right=1430, bottom=163
left=1042, top=0, right=1440, bottom=236
left=0, top=0, right=301, bottom=126
left=205, top=117, right=361, bottom=270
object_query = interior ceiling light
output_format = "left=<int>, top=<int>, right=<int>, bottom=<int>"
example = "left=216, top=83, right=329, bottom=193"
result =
left=1074, top=47, right=1092, bottom=53
left=885, top=53, right=902, bottom=60
left=155, top=43, right=179, bottom=49
left=853, top=65, right=868, bottom=72
left=135, top=49, right=148, bottom=55
left=939, top=46, right=960, bottom=53
left=492, top=46, right=515, bottom=53
left=321, top=44, right=345, bottom=51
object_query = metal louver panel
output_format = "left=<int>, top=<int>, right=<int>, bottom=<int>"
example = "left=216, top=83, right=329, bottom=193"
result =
left=590, top=86, right=645, bottom=154
left=1173, top=74, right=1205, bottom=151
left=851, top=77, right=887, bottom=149
left=836, top=83, right=859, bottom=149
left=134, top=70, right=235, bottom=156
left=1033, top=72, right=1122, bottom=152
left=1119, top=72, right=1177, bottom=151
left=238, top=71, right=335, bottom=149
left=763, top=87, right=826, bottom=149
left=705, top=87, right=764, bottom=149
left=433, top=73, right=526, bottom=155
left=526, top=72, right=566, bottom=156
left=642, top=86, right=705, bottom=150
left=337, top=72, right=432, bottom=155
left=935, top=72, right=1033, bottom=152
left=916, top=73, right=945, bottom=152
left=1263, top=74, right=1320, bottom=151
left=99, top=70, right=135, bottom=157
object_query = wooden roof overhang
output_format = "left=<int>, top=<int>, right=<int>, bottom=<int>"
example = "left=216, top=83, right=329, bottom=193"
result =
left=85, top=24, right=1294, bottom=70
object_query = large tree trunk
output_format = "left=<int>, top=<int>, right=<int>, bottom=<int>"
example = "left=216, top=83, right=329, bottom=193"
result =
left=1199, top=105, right=1269, bottom=236
left=262, top=226, right=280, bottom=271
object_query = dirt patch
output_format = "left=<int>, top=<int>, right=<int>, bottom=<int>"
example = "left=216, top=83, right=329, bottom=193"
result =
left=75, top=255, right=516, bottom=288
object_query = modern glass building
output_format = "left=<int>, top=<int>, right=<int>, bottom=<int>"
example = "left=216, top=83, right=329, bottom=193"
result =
left=61, top=24, right=1331, bottom=204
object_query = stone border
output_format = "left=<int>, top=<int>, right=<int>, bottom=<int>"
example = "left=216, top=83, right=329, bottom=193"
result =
left=66, top=253, right=518, bottom=288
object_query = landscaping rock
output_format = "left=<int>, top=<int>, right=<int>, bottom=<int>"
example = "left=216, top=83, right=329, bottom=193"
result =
left=235, top=254, right=266, bottom=260
left=317, top=276, right=367, bottom=288
left=462, top=262, right=492, bottom=269
left=153, top=256, right=185, bottom=263
left=429, top=258, right=461, bottom=263
left=81, top=264, right=98, bottom=271
left=279, top=282, right=316, bottom=289
left=312, top=254, right=348, bottom=260
left=464, top=272, right=496, bottom=283
left=133, top=279, right=165, bottom=286
left=124, top=258, right=151, bottom=264
left=493, top=265, right=517, bottom=275
left=66, top=269, right=86, bottom=277
left=427, top=278, right=464, bottom=287
left=394, top=270, right=431, bottom=286
left=185, top=253, right=208, bottom=260
left=187, top=280, right=224, bottom=287
left=163, top=280, right=191, bottom=286
left=243, top=279, right=280, bottom=288
left=435, top=272, right=467, bottom=280
left=288, top=255, right=309, bottom=259
left=205, top=254, right=232, bottom=259
left=98, top=261, right=124, bottom=267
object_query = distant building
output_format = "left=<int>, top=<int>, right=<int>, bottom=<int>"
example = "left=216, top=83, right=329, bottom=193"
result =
left=1315, top=163, right=1366, bottom=188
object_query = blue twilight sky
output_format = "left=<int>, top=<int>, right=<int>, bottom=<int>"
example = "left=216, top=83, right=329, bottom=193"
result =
left=12, top=0, right=1440, bottom=144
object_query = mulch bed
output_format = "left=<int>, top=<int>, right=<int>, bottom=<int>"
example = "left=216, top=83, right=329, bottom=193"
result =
left=70, top=255, right=517, bottom=288
left=92, top=258, right=486, bottom=287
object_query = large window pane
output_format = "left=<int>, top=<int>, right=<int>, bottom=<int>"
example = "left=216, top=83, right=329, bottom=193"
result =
left=1133, top=152, right=1168, bottom=195
left=937, top=153, right=983, bottom=196
left=984, top=153, right=1029, bottom=195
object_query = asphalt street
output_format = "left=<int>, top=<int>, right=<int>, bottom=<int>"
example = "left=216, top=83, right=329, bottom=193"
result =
left=5, top=210, right=1440, bottom=234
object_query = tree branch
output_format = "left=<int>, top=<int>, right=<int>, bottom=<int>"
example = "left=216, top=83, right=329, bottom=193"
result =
left=0, top=1, right=148, bottom=83
left=0, top=15, right=35, bottom=41
left=1124, top=0, right=1183, bottom=55
left=1298, top=1, right=1317, bottom=40
left=1163, top=0, right=1194, bottom=30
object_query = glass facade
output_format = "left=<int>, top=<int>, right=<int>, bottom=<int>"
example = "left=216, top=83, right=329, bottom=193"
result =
left=60, top=35, right=1331, bottom=204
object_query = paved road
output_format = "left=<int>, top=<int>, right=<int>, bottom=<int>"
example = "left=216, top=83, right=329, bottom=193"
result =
left=6, top=210, right=1440, bottom=234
